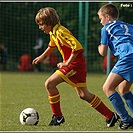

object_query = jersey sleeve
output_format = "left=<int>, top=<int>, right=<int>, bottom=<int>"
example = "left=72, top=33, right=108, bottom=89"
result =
left=57, top=28, right=84, bottom=54
left=100, top=26, right=108, bottom=46
left=48, top=34, right=57, bottom=48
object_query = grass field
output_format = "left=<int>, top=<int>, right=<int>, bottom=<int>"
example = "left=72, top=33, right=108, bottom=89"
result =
left=1, top=72, right=132, bottom=132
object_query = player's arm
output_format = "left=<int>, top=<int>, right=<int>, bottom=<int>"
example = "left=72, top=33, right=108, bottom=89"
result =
left=98, top=44, right=108, bottom=56
left=57, top=53, right=78, bottom=69
left=66, top=53, right=78, bottom=65
left=32, top=46, right=55, bottom=64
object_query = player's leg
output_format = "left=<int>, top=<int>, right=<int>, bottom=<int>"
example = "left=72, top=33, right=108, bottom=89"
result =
left=118, top=80, right=133, bottom=115
left=45, top=72, right=64, bottom=94
left=103, top=72, right=133, bottom=129
left=45, top=72, right=65, bottom=126
left=75, top=87, right=120, bottom=127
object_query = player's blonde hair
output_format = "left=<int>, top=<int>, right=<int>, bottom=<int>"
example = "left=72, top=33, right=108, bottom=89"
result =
left=98, top=4, right=119, bottom=20
left=35, top=7, right=60, bottom=27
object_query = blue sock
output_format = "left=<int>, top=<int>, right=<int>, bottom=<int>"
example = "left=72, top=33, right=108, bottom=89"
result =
left=122, top=91, right=133, bottom=115
left=108, top=91, right=132, bottom=122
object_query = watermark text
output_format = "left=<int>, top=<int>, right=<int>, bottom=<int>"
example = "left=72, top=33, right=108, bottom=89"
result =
left=120, top=3, right=132, bottom=8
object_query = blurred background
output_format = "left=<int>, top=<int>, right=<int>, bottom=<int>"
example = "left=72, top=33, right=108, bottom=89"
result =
left=0, top=1, right=133, bottom=73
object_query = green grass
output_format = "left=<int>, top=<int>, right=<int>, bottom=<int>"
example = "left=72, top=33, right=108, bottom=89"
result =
left=0, top=72, right=132, bottom=132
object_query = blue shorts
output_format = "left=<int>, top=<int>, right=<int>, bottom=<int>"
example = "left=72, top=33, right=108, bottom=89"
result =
left=111, top=54, right=133, bottom=82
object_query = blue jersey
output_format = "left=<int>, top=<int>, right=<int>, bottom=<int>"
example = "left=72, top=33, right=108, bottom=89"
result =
left=100, top=20, right=133, bottom=59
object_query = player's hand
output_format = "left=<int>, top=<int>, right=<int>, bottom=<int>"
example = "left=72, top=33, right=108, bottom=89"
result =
left=57, top=62, right=68, bottom=69
left=32, top=56, right=42, bottom=64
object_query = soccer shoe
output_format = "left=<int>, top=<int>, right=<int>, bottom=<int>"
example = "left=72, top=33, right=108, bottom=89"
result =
left=106, top=112, right=120, bottom=127
left=48, top=114, right=65, bottom=126
left=118, top=119, right=133, bottom=130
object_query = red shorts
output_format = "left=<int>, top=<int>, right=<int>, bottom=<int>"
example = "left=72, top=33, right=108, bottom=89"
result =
left=55, top=54, right=87, bottom=88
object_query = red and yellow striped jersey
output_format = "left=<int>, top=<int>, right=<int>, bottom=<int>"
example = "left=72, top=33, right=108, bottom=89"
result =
left=48, top=23, right=84, bottom=62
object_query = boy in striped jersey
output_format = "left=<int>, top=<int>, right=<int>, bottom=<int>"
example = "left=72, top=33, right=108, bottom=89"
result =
left=32, top=7, right=119, bottom=127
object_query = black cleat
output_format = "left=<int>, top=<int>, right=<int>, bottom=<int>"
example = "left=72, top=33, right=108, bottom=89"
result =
left=48, top=114, right=65, bottom=126
left=118, top=119, right=133, bottom=130
left=106, top=112, right=120, bottom=127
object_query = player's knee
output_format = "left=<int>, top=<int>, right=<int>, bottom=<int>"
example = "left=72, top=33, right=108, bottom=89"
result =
left=118, top=88, right=129, bottom=95
left=45, top=79, right=53, bottom=90
left=102, top=84, right=108, bottom=94
left=76, top=88, right=87, bottom=100
left=77, top=93, right=85, bottom=100
left=79, top=95, right=85, bottom=100
left=103, top=84, right=116, bottom=96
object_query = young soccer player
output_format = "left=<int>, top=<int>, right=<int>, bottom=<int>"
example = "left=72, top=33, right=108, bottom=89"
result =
left=97, top=3, right=133, bottom=130
left=32, top=7, right=120, bottom=127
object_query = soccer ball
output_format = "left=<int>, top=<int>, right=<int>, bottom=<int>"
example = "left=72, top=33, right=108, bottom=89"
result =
left=19, top=108, right=39, bottom=126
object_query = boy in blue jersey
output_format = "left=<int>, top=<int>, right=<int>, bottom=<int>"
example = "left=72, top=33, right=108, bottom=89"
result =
left=97, top=3, right=133, bottom=130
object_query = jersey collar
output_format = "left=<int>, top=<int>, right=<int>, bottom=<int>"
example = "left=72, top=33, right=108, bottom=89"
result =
left=49, top=23, right=60, bottom=35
